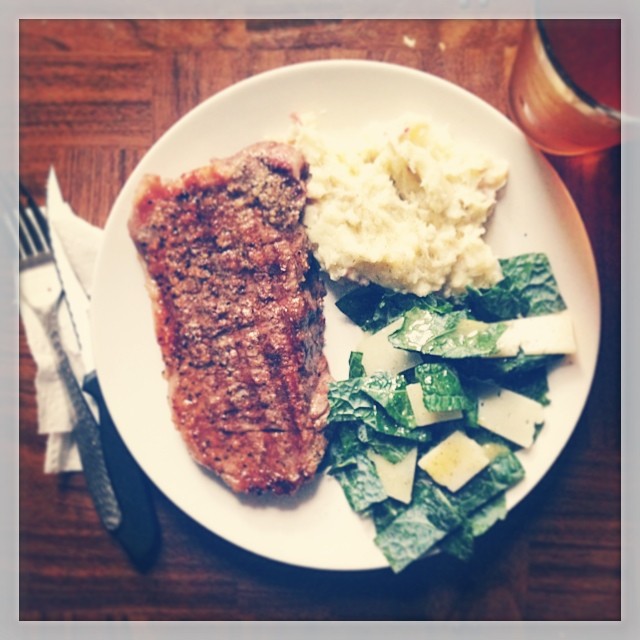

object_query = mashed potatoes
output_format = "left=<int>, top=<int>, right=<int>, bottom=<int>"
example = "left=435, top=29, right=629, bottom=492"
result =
left=287, top=113, right=509, bottom=296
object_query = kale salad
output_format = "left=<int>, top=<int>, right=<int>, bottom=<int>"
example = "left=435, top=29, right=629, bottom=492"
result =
left=323, top=253, right=576, bottom=572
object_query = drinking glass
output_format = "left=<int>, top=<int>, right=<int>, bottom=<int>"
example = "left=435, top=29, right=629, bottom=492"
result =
left=507, top=19, right=621, bottom=156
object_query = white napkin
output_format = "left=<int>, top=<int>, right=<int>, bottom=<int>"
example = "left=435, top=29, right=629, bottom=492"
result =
left=20, top=169, right=104, bottom=473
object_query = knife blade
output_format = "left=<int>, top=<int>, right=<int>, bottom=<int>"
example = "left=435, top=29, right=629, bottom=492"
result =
left=46, top=167, right=160, bottom=570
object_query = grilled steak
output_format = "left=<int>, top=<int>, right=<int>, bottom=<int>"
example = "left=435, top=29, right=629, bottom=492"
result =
left=128, top=142, right=330, bottom=494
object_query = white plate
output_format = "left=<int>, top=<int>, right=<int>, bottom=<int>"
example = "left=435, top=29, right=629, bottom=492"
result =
left=91, top=60, right=601, bottom=571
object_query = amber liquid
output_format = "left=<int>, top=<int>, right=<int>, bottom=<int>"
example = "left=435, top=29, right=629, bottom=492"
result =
left=508, top=19, right=621, bottom=155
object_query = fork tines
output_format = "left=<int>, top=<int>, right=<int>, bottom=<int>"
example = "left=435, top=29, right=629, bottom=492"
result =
left=19, top=182, right=51, bottom=263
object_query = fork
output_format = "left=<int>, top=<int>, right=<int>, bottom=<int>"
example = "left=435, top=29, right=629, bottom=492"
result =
left=18, top=183, right=122, bottom=530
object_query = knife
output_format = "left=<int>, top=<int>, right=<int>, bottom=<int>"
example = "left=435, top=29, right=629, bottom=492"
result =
left=46, top=168, right=161, bottom=570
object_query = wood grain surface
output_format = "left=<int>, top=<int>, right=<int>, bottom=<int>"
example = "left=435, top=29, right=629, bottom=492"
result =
left=18, top=19, right=621, bottom=621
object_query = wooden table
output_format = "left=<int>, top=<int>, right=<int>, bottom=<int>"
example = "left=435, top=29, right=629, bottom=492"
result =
left=18, top=19, right=621, bottom=621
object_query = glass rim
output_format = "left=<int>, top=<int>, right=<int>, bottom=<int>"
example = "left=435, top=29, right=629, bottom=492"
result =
left=535, top=18, right=622, bottom=122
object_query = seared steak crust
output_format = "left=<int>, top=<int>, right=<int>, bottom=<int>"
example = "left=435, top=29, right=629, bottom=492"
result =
left=129, top=142, right=330, bottom=494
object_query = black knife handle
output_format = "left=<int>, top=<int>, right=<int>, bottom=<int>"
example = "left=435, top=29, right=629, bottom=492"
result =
left=83, top=372, right=161, bottom=571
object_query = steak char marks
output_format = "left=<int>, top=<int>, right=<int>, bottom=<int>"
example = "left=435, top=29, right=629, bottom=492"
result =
left=129, top=142, right=330, bottom=494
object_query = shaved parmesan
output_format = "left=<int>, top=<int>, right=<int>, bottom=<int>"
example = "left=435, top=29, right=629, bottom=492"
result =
left=405, top=382, right=463, bottom=426
left=358, top=319, right=422, bottom=375
left=477, top=388, right=544, bottom=448
left=368, top=448, right=418, bottom=504
left=494, top=311, right=576, bottom=357
left=418, top=431, right=490, bottom=492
